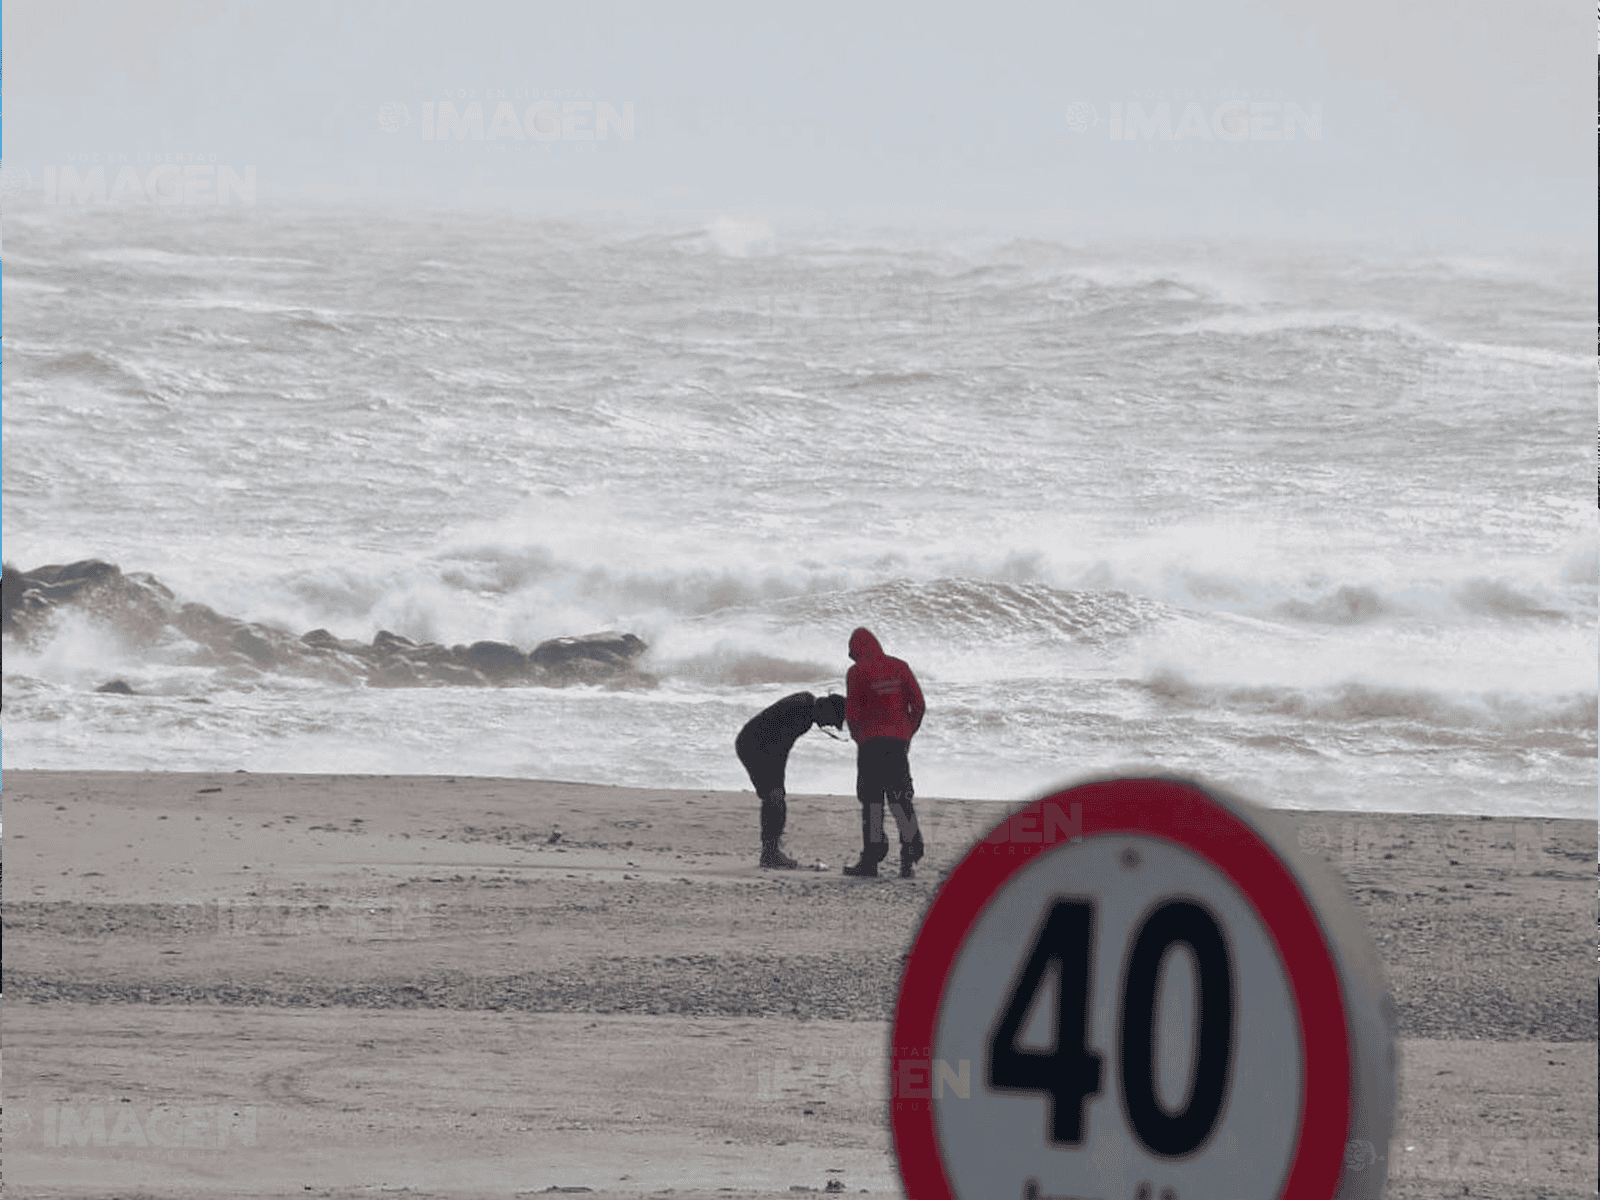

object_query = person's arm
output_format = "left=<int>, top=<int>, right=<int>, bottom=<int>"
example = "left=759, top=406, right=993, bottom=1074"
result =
left=845, top=668, right=863, bottom=742
left=788, top=692, right=817, bottom=741
left=903, top=662, right=926, bottom=736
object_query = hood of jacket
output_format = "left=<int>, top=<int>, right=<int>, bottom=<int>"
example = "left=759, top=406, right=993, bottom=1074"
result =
left=848, top=627, right=883, bottom=662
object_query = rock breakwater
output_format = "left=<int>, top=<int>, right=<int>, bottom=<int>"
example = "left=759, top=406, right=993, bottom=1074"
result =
left=1, top=560, right=653, bottom=691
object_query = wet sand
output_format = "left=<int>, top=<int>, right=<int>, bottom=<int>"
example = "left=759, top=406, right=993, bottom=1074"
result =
left=3, top=770, right=1594, bottom=1198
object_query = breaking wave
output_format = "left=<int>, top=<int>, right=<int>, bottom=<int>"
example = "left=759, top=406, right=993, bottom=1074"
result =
left=654, top=650, right=837, bottom=688
left=1451, top=578, right=1570, bottom=621
left=33, top=349, right=153, bottom=395
left=1140, top=668, right=1597, bottom=736
left=761, top=577, right=1179, bottom=645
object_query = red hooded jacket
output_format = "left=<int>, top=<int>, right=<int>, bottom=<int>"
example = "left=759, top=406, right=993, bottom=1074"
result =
left=845, top=627, right=925, bottom=744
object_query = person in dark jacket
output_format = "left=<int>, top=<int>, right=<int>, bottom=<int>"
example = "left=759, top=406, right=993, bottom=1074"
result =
left=736, top=690, right=848, bottom=868
left=842, top=627, right=926, bottom=879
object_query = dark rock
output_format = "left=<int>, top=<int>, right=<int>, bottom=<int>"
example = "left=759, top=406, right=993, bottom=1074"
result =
left=4, top=560, right=177, bottom=646
left=173, top=602, right=229, bottom=639
left=404, top=642, right=460, bottom=666
left=372, top=630, right=416, bottom=655
left=175, top=603, right=311, bottom=674
left=24, top=559, right=122, bottom=592
left=465, top=640, right=529, bottom=679
left=232, top=626, right=278, bottom=668
left=371, top=658, right=419, bottom=687
left=530, top=632, right=648, bottom=671
left=303, top=628, right=370, bottom=656
left=2, top=562, right=44, bottom=631
left=124, top=571, right=177, bottom=604
left=96, top=679, right=136, bottom=695
left=429, top=661, right=489, bottom=686
left=296, top=649, right=369, bottom=686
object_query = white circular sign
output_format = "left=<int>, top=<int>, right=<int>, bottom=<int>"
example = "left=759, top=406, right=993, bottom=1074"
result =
left=890, top=776, right=1394, bottom=1200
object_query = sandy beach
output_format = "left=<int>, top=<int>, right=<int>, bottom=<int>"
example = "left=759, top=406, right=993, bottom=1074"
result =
left=2, top=770, right=1594, bottom=1199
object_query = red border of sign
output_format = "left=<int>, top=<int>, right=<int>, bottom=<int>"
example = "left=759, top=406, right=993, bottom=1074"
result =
left=890, top=778, right=1351, bottom=1200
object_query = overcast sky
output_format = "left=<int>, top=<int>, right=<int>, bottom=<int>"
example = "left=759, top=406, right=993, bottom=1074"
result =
left=4, top=0, right=1594, bottom=246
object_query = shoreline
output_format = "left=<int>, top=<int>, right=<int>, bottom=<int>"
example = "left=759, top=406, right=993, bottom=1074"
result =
left=2, top=765, right=1593, bottom=820
left=3, top=770, right=1594, bottom=1198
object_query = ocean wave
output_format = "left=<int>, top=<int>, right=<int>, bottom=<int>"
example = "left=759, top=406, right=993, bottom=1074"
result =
left=1271, top=578, right=1579, bottom=626
left=82, top=248, right=316, bottom=268
left=1274, top=585, right=1390, bottom=625
left=158, top=296, right=355, bottom=332
left=1163, top=308, right=1434, bottom=340
left=1560, top=537, right=1597, bottom=585
left=704, top=217, right=776, bottom=257
left=1140, top=668, right=1597, bottom=734
left=2, top=274, right=68, bottom=294
left=422, top=365, right=528, bottom=389
left=762, top=577, right=1177, bottom=645
left=1451, top=578, right=1569, bottom=620
left=432, top=546, right=852, bottom=623
left=654, top=649, right=836, bottom=688
left=156, top=325, right=258, bottom=348
left=234, top=555, right=1179, bottom=672
left=838, top=371, right=946, bottom=389
left=1451, top=341, right=1592, bottom=370
left=30, top=349, right=153, bottom=394
left=1063, top=261, right=1254, bottom=303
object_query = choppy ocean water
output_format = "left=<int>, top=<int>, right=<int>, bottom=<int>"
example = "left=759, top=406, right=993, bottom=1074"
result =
left=2, top=204, right=1594, bottom=817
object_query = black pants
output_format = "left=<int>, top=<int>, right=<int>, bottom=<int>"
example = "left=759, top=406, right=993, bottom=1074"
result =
left=855, top=737, right=919, bottom=862
left=737, top=741, right=788, bottom=842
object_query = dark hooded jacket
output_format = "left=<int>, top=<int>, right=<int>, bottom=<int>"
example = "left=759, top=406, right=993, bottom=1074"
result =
left=736, top=691, right=821, bottom=762
left=845, top=627, right=925, bottom=744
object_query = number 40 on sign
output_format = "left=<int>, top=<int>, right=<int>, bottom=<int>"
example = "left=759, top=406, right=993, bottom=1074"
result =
left=890, top=776, right=1395, bottom=1200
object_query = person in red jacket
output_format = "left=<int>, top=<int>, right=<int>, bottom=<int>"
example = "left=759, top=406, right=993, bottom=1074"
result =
left=842, top=627, right=926, bottom=879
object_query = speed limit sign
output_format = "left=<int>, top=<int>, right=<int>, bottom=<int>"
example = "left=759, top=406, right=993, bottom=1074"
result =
left=890, top=776, right=1395, bottom=1200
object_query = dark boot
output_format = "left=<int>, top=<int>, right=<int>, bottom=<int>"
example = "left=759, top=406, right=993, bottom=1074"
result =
left=898, top=832, right=924, bottom=879
left=760, top=838, right=798, bottom=869
left=845, top=840, right=886, bottom=877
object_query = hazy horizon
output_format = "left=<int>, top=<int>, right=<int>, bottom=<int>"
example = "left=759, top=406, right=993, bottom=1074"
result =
left=4, top=0, right=1593, bottom=252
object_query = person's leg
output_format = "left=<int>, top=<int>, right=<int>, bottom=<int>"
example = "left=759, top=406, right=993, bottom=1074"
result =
left=882, top=740, right=923, bottom=876
left=845, top=740, right=891, bottom=875
left=862, top=798, right=886, bottom=853
left=759, top=785, right=786, bottom=839
left=742, top=745, right=797, bottom=868
left=758, top=784, right=797, bottom=868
